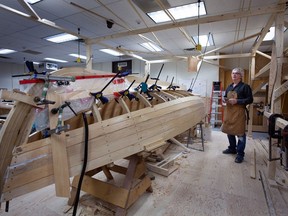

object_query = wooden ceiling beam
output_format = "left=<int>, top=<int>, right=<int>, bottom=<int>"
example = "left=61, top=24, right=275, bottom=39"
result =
left=203, top=53, right=252, bottom=60
left=197, top=32, right=261, bottom=57
left=251, top=14, right=276, bottom=54
left=87, top=4, right=285, bottom=44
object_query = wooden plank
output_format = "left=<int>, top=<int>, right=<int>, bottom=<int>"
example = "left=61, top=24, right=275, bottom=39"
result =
left=254, top=62, right=271, bottom=79
left=259, top=170, right=277, bottom=216
left=146, top=163, right=171, bottom=176
left=150, top=92, right=167, bottom=102
left=108, top=161, right=146, bottom=180
left=0, top=101, right=35, bottom=197
left=72, top=175, right=129, bottom=208
left=256, top=50, right=271, bottom=59
left=268, top=9, right=285, bottom=180
left=0, top=90, right=42, bottom=108
left=250, top=148, right=256, bottom=179
left=157, top=91, right=177, bottom=100
left=87, top=5, right=284, bottom=44
left=169, top=138, right=191, bottom=152
left=252, top=81, right=267, bottom=95
left=1, top=95, right=205, bottom=201
left=136, top=92, right=152, bottom=107
left=118, top=97, right=130, bottom=114
left=144, top=140, right=167, bottom=151
left=166, top=91, right=185, bottom=98
left=48, top=93, right=71, bottom=197
left=0, top=130, right=273, bottom=216
left=203, top=53, right=252, bottom=60
left=264, top=111, right=288, bottom=129
left=92, top=103, right=102, bottom=122
left=272, top=80, right=288, bottom=100
left=252, top=14, right=276, bottom=54
left=115, top=155, right=139, bottom=215
left=199, top=32, right=261, bottom=57
left=127, top=175, right=152, bottom=207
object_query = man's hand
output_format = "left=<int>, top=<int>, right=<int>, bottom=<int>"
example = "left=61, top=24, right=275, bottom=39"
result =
left=228, top=98, right=237, bottom=105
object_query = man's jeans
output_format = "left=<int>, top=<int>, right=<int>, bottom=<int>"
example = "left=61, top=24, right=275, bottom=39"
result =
left=227, top=134, right=246, bottom=158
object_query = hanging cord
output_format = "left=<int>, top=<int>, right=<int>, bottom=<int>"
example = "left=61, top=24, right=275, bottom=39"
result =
left=72, top=112, right=89, bottom=216
left=191, top=32, right=211, bottom=91
left=197, top=0, right=200, bottom=45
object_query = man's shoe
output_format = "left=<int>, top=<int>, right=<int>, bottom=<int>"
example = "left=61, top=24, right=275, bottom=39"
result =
left=235, top=156, right=243, bottom=163
left=222, top=149, right=237, bottom=154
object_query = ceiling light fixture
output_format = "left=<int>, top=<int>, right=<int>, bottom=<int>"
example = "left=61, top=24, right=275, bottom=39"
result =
left=192, top=34, right=214, bottom=47
left=44, top=57, right=68, bottom=63
left=140, top=42, right=163, bottom=52
left=44, top=33, right=78, bottom=43
left=26, top=0, right=42, bottom=4
left=69, top=54, right=87, bottom=60
left=147, top=2, right=206, bottom=24
left=0, top=49, right=17, bottom=54
left=100, top=49, right=124, bottom=56
left=263, top=26, right=287, bottom=41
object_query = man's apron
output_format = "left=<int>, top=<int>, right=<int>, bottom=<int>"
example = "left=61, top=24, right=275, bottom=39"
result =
left=221, top=91, right=246, bottom=136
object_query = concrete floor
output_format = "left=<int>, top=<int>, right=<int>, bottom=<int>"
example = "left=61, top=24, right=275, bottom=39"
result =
left=1, top=129, right=287, bottom=216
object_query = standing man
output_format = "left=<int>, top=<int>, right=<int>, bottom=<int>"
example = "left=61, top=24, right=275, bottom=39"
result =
left=221, top=67, right=253, bottom=163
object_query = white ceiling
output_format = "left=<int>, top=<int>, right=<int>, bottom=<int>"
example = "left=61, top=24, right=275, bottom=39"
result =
left=0, top=0, right=287, bottom=68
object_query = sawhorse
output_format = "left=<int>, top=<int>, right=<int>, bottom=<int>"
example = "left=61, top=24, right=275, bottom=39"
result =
left=68, top=154, right=152, bottom=216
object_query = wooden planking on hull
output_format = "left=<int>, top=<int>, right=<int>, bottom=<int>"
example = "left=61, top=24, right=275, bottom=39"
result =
left=1, top=95, right=204, bottom=201
left=0, top=67, right=205, bottom=203
left=0, top=101, right=36, bottom=197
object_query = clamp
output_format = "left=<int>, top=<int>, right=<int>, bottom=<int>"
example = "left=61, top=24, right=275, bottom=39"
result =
left=117, top=80, right=138, bottom=101
left=47, top=101, right=76, bottom=135
left=33, top=74, right=75, bottom=105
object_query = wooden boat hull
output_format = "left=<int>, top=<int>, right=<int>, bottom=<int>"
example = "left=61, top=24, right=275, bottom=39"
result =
left=0, top=68, right=205, bottom=202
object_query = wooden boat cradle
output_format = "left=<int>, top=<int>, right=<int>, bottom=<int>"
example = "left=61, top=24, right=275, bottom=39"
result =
left=0, top=68, right=205, bottom=214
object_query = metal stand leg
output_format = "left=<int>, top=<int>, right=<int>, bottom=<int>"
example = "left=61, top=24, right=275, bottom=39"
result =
left=186, top=122, right=204, bottom=152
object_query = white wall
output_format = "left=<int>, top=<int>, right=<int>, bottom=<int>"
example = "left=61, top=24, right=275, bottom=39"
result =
left=0, top=59, right=219, bottom=97
left=0, top=62, right=26, bottom=91
left=93, top=59, right=220, bottom=97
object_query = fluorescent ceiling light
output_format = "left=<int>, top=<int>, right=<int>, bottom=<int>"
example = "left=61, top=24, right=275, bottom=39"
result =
left=0, top=49, right=17, bottom=54
left=147, top=2, right=206, bottom=24
left=44, top=57, right=68, bottom=63
left=263, top=26, right=287, bottom=41
left=44, top=33, right=78, bottom=43
left=148, top=59, right=174, bottom=64
left=26, top=0, right=42, bottom=4
left=69, top=54, right=87, bottom=60
left=100, top=49, right=124, bottom=56
left=140, top=42, right=163, bottom=52
left=147, top=11, right=170, bottom=23
left=263, top=27, right=275, bottom=41
left=192, top=34, right=215, bottom=46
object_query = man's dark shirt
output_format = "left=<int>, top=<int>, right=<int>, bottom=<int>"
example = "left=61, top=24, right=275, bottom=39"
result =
left=224, top=81, right=253, bottom=105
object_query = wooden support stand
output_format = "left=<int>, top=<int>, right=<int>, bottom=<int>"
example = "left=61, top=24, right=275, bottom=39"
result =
left=68, top=154, right=152, bottom=216
left=146, top=152, right=181, bottom=177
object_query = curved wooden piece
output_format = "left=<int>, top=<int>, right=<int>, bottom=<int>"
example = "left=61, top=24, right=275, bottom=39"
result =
left=0, top=102, right=35, bottom=195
